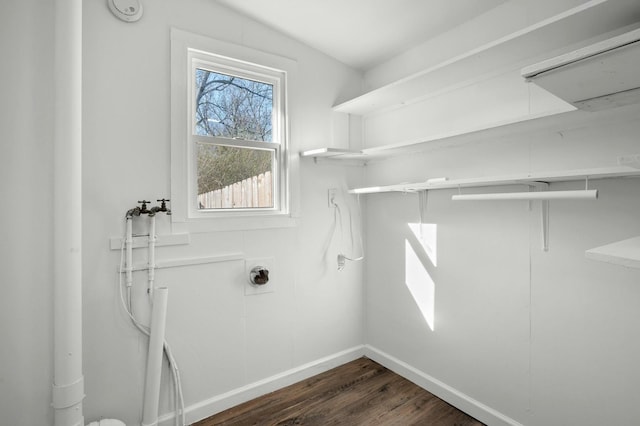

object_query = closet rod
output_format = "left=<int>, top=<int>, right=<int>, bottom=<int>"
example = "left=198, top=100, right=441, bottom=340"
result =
left=451, top=189, right=597, bottom=201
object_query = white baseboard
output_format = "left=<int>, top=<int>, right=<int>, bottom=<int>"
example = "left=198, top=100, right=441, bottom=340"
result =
left=159, top=344, right=523, bottom=426
left=363, top=345, right=525, bottom=426
left=161, top=345, right=365, bottom=426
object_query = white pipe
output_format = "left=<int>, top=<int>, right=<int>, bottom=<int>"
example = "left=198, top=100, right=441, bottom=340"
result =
left=125, top=216, right=134, bottom=313
left=148, top=215, right=156, bottom=298
left=451, top=189, right=598, bottom=201
left=126, top=217, right=134, bottom=287
left=142, top=287, right=169, bottom=426
left=53, top=0, right=84, bottom=425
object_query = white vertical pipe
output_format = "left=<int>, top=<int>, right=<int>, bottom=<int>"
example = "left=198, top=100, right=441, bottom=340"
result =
left=52, top=0, right=84, bottom=425
left=125, top=216, right=134, bottom=312
left=141, top=287, right=169, bottom=426
left=148, top=215, right=156, bottom=298
left=126, top=217, right=134, bottom=287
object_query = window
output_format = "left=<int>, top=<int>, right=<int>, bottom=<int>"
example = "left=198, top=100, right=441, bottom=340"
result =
left=171, top=29, right=296, bottom=225
left=192, top=58, right=283, bottom=211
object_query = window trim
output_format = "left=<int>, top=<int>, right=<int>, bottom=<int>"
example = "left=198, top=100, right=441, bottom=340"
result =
left=171, top=28, right=299, bottom=229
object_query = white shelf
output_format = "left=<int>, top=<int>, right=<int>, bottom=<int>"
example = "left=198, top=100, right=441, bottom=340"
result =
left=351, top=165, right=640, bottom=253
left=522, top=28, right=640, bottom=111
left=299, top=148, right=365, bottom=159
left=300, top=109, right=573, bottom=162
left=348, top=166, right=640, bottom=194
left=302, top=101, right=640, bottom=164
left=333, top=1, right=640, bottom=116
left=586, top=236, right=640, bottom=269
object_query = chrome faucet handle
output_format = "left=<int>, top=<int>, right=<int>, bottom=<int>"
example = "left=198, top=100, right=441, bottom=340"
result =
left=157, top=199, right=170, bottom=212
left=137, top=200, right=151, bottom=214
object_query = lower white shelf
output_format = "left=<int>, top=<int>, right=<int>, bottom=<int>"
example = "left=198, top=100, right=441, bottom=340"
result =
left=348, top=166, right=640, bottom=194
left=586, top=236, right=640, bottom=269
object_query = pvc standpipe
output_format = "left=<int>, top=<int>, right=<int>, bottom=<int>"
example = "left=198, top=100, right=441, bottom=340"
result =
left=52, top=0, right=84, bottom=425
left=126, top=217, right=133, bottom=289
left=148, top=215, right=157, bottom=298
left=141, top=287, right=169, bottom=426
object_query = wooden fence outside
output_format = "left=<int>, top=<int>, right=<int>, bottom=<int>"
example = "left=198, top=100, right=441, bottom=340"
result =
left=198, top=171, right=273, bottom=209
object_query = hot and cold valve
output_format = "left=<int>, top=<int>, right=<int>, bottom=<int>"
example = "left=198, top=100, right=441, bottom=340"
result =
left=126, top=199, right=171, bottom=217
left=138, top=200, right=151, bottom=214
left=157, top=199, right=171, bottom=214
left=149, top=199, right=171, bottom=216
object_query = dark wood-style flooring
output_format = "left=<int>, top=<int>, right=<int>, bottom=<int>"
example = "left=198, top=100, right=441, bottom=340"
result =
left=193, top=357, right=485, bottom=426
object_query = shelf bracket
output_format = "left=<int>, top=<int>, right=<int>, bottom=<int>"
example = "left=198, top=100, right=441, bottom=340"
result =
left=418, top=189, right=428, bottom=227
left=529, top=182, right=550, bottom=252
left=541, top=199, right=550, bottom=252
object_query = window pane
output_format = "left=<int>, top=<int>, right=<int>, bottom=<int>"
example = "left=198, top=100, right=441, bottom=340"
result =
left=197, top=144, right=274, bottom=209
left=195, top=69, right=273, bottom=142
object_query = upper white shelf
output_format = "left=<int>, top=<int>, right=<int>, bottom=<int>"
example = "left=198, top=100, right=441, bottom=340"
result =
left=348, top=166, right=640, bottom=195
left=300, top=101, right=640, bottom=163
left=300, top=108, right=572, bottom=162
left=586, top=236, right=640, bottom=269
left=333, top=0, right=640, bottom=116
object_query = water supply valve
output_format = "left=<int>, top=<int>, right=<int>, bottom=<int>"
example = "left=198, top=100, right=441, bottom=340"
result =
left=138, top=200, right=151, bottom=214
left=157, top=198, right=171, bottom=214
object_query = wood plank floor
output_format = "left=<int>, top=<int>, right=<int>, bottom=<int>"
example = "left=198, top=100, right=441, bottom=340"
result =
left=193, top=357, right=485, bottom=426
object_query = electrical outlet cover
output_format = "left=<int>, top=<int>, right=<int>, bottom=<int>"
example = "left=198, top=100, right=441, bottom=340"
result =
left=244, top=257, right=275, bottom=295
left=328, top=188, right=338, bottom=207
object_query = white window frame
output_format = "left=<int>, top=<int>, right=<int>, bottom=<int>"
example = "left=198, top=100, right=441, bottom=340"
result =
left=171, top=29, right=298, bottom=230
left=190, top=53, right=284, bottom=214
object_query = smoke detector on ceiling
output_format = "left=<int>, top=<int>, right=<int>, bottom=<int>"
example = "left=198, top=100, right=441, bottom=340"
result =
left=108, top=0, right=143, bottom=23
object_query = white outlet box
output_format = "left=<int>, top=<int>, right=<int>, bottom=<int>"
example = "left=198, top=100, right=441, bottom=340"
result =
left=244, top=257, right=275, bottom=295
left=328, top=188, right=337, bottom=207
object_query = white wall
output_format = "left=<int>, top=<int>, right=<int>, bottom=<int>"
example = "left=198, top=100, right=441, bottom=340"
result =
left=360, top=3, right=640, bottom=422
left=363, top=108, right=640, bottom=425
left=0, top=2, right=55, bottom=425
left=81, top=1, right=364, bottom=425
left=0, top=1, right=363, bottom=425
left=5, top=1, right=639, bottom=425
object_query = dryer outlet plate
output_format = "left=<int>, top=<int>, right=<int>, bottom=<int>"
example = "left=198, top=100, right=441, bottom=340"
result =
left=328, top=188, right=337, bottom=207
left=245, top=257, right=275, bottom=295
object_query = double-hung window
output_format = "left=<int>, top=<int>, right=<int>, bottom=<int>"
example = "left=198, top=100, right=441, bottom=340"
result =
left=171, top=29, right=293, bottom=223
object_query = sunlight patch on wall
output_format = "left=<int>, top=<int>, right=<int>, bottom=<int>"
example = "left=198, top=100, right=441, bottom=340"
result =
left=405, top=240, right=435, bottom=331
left=408, top=222, right=437, bottom=267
